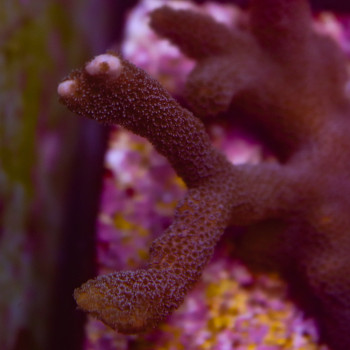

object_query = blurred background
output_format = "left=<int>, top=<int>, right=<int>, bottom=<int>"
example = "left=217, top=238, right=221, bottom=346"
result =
left=1, top=1, right=350, bottom=350
left=0, top=1, right=137, bottom=349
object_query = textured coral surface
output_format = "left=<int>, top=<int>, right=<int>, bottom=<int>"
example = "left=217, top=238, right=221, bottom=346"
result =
left=58, top=1, right=350, bottom=349
left=86, top=125, right=323, bottom=350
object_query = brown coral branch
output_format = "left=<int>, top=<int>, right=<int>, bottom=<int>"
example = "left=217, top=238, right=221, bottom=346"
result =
left=150, top=6, right=245, bottom=59
left=58, top=51, right=298, bottom=334
left=73, top=179, right=233, bottom=333
left=59, top=54, right=229, bottom=187
left=58, top=0, right=350, bottom=348
left=150, top=3, right=348, bottom=154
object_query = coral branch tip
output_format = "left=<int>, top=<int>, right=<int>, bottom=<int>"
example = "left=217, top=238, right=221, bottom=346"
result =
left=85, top=54, right=122, bottom=77
left=57, top=79, right=77, bottom=97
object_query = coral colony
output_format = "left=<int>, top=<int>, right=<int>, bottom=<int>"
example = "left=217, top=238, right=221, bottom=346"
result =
left=58, top=0, right=350, bottom=349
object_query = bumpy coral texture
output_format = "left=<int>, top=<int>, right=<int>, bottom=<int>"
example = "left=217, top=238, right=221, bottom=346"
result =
left=58, top=1, right=350, bottom=349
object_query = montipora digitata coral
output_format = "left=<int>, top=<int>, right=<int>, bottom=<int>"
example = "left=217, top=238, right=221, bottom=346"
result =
left=58, top=1, right=350, bottom=349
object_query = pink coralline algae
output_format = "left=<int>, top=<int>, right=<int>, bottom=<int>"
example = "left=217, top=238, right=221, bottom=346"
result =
left=58, top=1, right=350, bottom=349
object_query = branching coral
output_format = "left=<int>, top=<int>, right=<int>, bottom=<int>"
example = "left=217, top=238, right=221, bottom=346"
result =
left=58, top=1, right=350, bottom=349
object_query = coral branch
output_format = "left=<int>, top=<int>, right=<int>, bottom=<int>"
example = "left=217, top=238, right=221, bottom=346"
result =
left=150, top=6, right=241, bottom=59
left=74, top=178, right=233, bottom=333
left=58, top=54, right=229, bottom=187
left=150, top=3, right=348, bottom=153
left=250, top=0, right=312, bottom=52
left=59, top=1, right=350, bottom=349
left=58, top=51, right=298, bottom=333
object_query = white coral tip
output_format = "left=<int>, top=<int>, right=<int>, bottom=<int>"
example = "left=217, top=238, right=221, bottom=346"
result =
left=57, top=80, right=77, bottom=97
left=85, top=54, right=122, bottom=77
